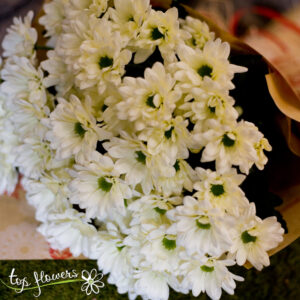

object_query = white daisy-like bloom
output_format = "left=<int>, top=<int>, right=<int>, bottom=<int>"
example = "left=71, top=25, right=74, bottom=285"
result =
left=179, top=83, right=238, bottom=124
left=167, top=196, right=233, bottom=257
left=55, top=12, right=92, bottom=73
left=88, top=218, right=138, bottom=298
left=76, top=18, right=132, bottom=93
left=181, top=255, right=243, bottom=300
left=69, top=151, right=132, bottom=220
left=1, top=56, right=47, bottom=106
left=39, top=0, right=67, bottom=47
left=128, top=194, right=182, bottom=227
left=41, top=50, right=75, bottom=97
left=195, top=119, right=265, bottom=174
left=109, top=0, right=151, bottom=40
left=138, top=116, right=195, bottom=166
left=140, top=224, right=183, bottom=273
left=38, top=208, right=97, bottom=257
left=2, top=11, right=37, bottom=59
left=133, top=268, right=174, bottom=300
left=172, top=40, right=247, bottom=91
left=47, top=94, right=110, bottom=161
left=104, top=135, right=154, bottom=194
left=193, top=167, right=248, bottom=215
left=13, top=137, right=54, bottom=180
left=134, top=7, right=190, bottom=63
left=117, top=62, right=181, bottom=131
left=230, top=203, right=284, bottom=270
left=65, top=0, right=108, bottom=20
left=22, top=169, right=71, bottom=222
left=7, top=98, right=49, bottom=139
left=181, top=16, right=215, bottom=49
left=153, top=159, right=196, bottom=197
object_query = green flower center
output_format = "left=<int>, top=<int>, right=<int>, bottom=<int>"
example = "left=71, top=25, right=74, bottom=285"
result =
left=74, top=122, right=86, bottom=137
left=196, top=218, right=211, bottom=230
left=98, top=177, right=113, bottom=192
left=201, top=265, right=214, bottom=272
left=146, top=95, right=156, bottom=108
left=162, top=237, right=176, bottom=250
left=128, top=16, right=134, bottom=22
left=99, top=56, right=114, bottom=69
left=241, top=230, right=257, bottom=244
left=210, top=184, right=225, bottom=196
left=174, top=160, right=180, bottom=172
left=135, top=151, right=146, bottom=165
left=151, top=27, right=165, bottom=40
left=154, top=207, right=167, bottom=215
left=208, top=106, right=216, bottom=113
left=197, top=64, right=213, bottom=78
left=117, top=245, right=125, bottom=252
left=222, top=133, right=235, bottom=147
left=164, top=126, right=174, bottom=139
left=101, top=104, right=108, bottom=112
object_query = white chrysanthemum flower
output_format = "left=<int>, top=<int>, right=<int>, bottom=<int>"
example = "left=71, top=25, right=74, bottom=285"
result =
left=65, top=0, right=108, bottom=19
left=195, top=119, right=266, bottom=174
left=2, top=11, right=37, bottom=59
left=109, top=0, right=150, bottom=40
left=172, top=40, right=247, bottom=91
left=69, top=151, right=132, bottom=220
left=138, top=116, right=195, bottom=165
left=77, top=18, right=132, bottom=93
left=167, top=196, right=233, bottom=257
left=153, top=159, right=196, bottom=197
left=193, top=167, right=248, bottom=215
left=134, top=7, right=189, bottom=63
left=47, top=94, right=110, bottom=161
left=39, top=0, right=67, bottom=47
left=22, top=169, right=71, bottom=222
left=133, top=268, right=174, bottom=300
left=181, top=256, right=243, bottom=300
left=56, top=12, right=91, bottom=72
left=41, top=50, right=75, bottom=96
left=140, top=224, right=183, bottom=273
left=181, top=16, right=215, bottom=49
left=13, top=137, right=54, bottom=180
left=101, top=85, right=135, bottom=135
left=104, top=136, right=154, bottom=194
left=88, top=217, right=137, bottom=297
left=128, top=194, right=182, bottom=227
left=117, top=62, right=181, bottom=131
left=1, top=56, right=47, bottom=105
left=38, top=208, right=97, bottom=257
left=230, top=203, right=284, bottom=270
left=179, top=83, right=238, bottom=124
left=7, top=98, right=49, bottom=139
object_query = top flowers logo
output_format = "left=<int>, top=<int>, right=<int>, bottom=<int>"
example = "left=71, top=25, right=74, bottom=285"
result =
left=0, top=0, right=284, bottom=300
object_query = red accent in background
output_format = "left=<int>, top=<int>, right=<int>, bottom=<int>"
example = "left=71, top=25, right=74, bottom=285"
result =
left=49, top=248, right=73, bottom=260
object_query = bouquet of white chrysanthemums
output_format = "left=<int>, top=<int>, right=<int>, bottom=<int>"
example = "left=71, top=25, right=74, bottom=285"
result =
left=0, top=0, right=285, bottom=299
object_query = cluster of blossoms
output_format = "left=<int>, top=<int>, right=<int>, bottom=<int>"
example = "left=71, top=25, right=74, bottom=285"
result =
left=0, top=1, right=284, bottom=299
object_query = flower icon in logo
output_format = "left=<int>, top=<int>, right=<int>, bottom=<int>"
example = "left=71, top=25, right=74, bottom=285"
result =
left=81, top=269, right=104, bottom=295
